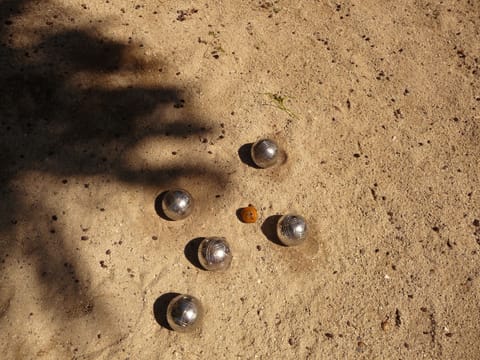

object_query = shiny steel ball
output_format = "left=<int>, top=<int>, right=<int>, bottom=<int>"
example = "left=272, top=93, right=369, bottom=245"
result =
left=161, top=189, right=194, bottom=220
left=198, top=237, right=232, bottom=271
left=276, top=214, right=308, bottom=246
left=251, top=139, right=279, bottom=168
left=166, top=294, right=203, bottom=332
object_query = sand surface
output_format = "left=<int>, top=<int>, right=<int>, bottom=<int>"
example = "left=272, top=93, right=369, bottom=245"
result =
left=1, top=0, right=479, bottom=359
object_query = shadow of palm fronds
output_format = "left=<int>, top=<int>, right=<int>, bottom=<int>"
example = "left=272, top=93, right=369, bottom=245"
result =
left=0, top=1, right=229, bottom=355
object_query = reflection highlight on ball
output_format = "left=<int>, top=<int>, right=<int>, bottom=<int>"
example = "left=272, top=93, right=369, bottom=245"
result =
left=251, top=139, right=280, bottom=168
left=166, top=294, right=203, bottom=332
left=276, top=214, right=308, bottom=246
left=161, top=189, right=194, bottom=220
left=198, top=237, right=232, bottom=271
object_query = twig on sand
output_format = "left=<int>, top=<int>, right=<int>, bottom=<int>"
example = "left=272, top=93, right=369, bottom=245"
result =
left=261, top=92, right=299, bottom=120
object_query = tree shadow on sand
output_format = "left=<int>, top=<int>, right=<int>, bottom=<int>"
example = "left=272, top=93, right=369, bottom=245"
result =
left=0, top=0, right=228, bottom=355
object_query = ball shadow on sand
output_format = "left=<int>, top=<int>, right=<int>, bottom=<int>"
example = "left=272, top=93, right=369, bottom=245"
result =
left=154, top=191, right=174, bottom=221
left=153, top=292, right=181, bottom=330
left=238, top=143, right=260, bottom=169
left=235, top=207, right=246, bottom=223
left=184, top=237, right=205, bottom=270
left=261, top=215, right=286, bottom=247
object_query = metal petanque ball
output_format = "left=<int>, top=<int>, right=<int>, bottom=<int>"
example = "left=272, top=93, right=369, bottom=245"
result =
left=161, top=189, right=194, bottom=220
left=166, top=294, right=203, bottom=332
left=198, top=237, right=232, bottom=271
left=276, top=214, right=308, bottom=246
left=251, top=139, right=279, bottom=168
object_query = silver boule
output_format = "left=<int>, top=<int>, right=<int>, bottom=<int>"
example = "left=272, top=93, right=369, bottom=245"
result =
left=251, top=139, right=279, bottom=168
left=276, top=214, right=308, bottom=246
left=198, top=237, right=232, bottom=271
left=161, top=189, right=194, bottom=220
left=166, top=294, right=203, bottom=332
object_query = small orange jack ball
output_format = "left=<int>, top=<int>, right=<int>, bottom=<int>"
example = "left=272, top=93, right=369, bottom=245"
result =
left=240, top=205, right=258, bottom=223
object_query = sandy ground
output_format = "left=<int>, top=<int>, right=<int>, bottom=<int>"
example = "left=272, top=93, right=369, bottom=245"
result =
left=1, top=0, right=479, bottom=359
